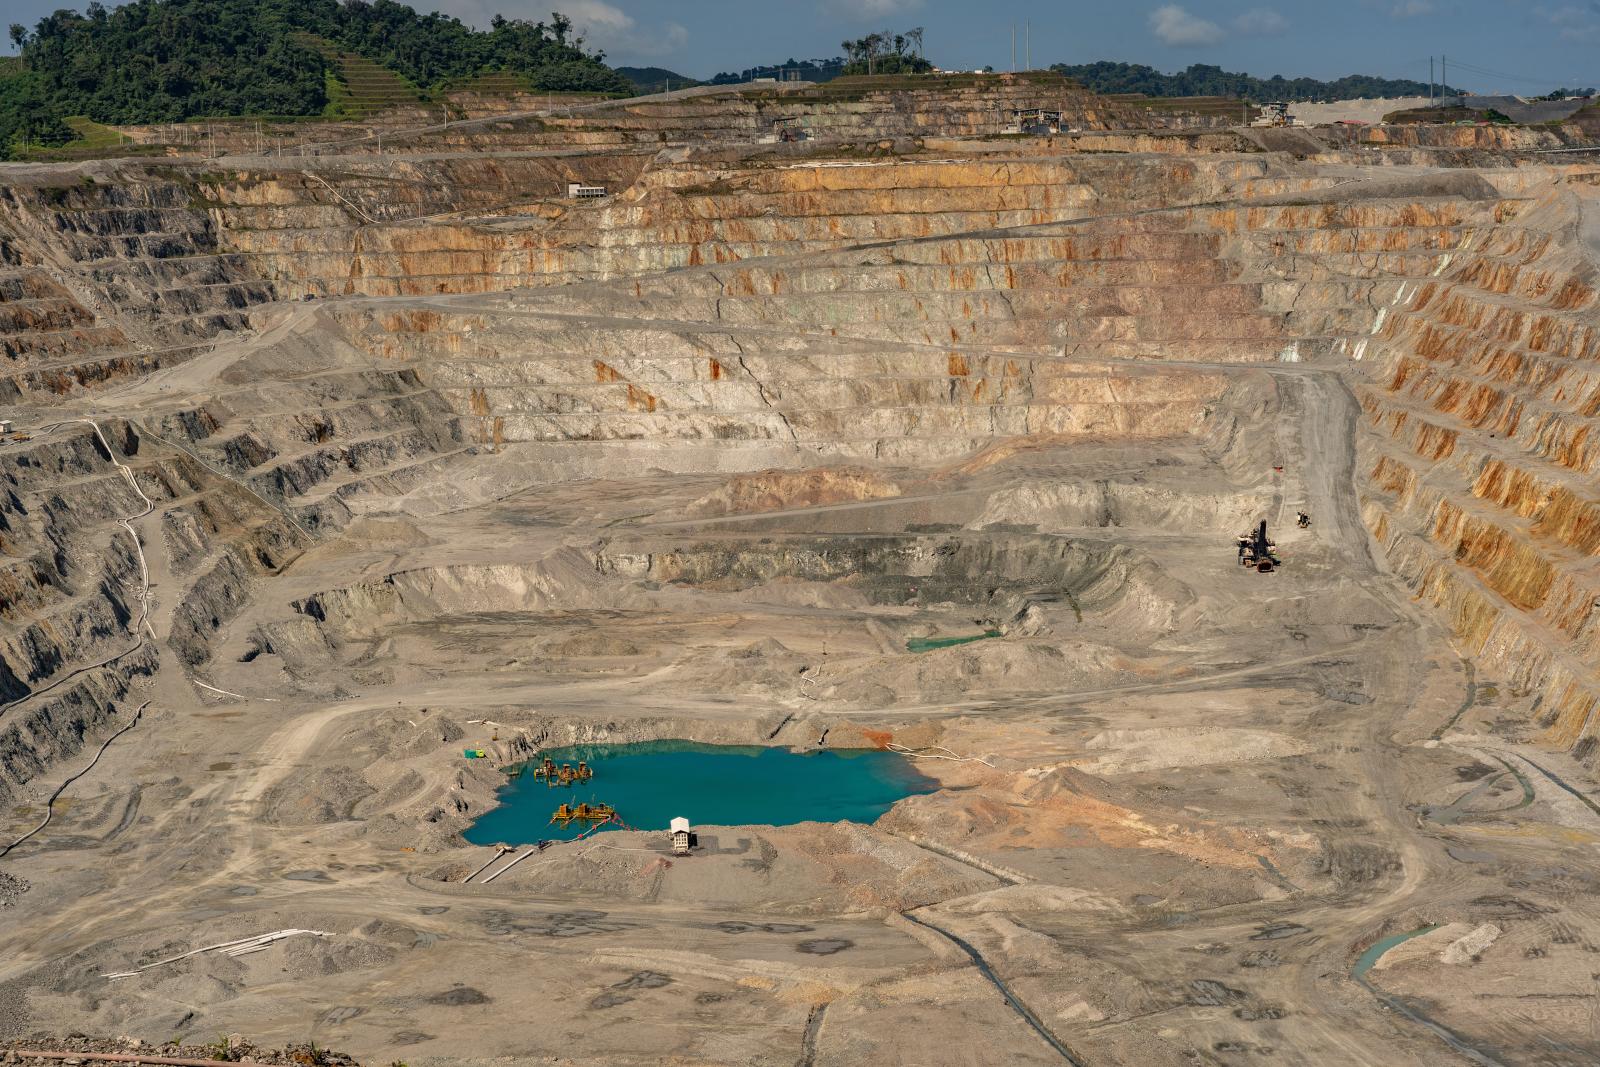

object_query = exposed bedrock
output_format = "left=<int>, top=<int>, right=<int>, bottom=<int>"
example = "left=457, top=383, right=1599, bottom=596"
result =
left=282, top=534, right=1182, bottom=638
left=1, top=118, right=1598, bottom=838
left=1356, top=182, right=1600, bottom=759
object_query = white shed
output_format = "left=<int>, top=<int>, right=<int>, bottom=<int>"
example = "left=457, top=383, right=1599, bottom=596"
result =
left=670, top=816, right=693, bottom=856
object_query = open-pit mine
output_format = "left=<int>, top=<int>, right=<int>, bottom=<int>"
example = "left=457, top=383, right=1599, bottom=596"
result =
left=5, top=74, right=1600, bottom=1066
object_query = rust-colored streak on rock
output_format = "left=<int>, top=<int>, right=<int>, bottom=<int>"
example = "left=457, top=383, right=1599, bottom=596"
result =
left=626, top=384, right=658, bottom=413
left=1431, top=501, right=1557, bottom=612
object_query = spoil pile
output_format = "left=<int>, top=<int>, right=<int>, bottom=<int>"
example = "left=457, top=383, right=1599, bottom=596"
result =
left=2, top=1038, right=358, bottom=1066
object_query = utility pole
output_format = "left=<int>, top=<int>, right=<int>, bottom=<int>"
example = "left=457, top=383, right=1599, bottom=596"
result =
left=1429, top=56, right=1434, bottom=107
left=1442, top=54, right=1447, bottom=105
left=1011, top=23, right=1016, bottom=73
left=1026, top=21, right=1030, bottom=72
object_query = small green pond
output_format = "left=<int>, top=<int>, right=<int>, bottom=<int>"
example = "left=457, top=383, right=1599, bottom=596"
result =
left=464, top=740, right=940, bottom=845
left=906, top=629, right=1001, bottom=653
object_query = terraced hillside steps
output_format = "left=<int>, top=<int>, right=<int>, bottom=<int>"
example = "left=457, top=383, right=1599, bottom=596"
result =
left=3, top=132, right=1599, bottom=800
left=204, top=154, right=1461, bottom=301
left=1356, top=185, right=1600, bottom=759
left=0, top=170, right=273, bottom=400
left=291, top=189, right=1501, bottom=475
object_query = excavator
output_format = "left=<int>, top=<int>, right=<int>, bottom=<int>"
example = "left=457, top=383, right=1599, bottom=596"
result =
left=1236, top=520, right=1280, bottom=572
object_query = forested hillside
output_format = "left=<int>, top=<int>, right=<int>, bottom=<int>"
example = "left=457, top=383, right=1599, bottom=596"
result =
left=1054, top=61, right=1453, bottom=102
left=1, top=0, right=630, bottom=155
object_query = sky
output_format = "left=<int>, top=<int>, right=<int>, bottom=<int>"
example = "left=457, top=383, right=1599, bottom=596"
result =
left=7, top=0, right=1600, bottom=93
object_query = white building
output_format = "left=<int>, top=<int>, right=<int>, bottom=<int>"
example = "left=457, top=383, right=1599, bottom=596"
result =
left=670, top=816, right=694, bottom=856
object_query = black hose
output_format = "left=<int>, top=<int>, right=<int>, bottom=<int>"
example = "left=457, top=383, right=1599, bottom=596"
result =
left=0, top=701, right=148, bottom=859
left=900, top=910, right=1088, bottom=1066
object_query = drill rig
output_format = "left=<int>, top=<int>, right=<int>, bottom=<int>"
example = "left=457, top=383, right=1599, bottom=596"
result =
left=1236, top=520, right=1280, bottom=572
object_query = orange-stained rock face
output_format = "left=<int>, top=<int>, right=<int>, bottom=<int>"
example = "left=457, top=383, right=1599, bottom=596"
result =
left=1357, top=183, right=1600, bottom=758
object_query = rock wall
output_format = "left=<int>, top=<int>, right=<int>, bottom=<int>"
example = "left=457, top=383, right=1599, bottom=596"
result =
left=211, top=154, right=1348, bottom=300
left=0, top=422, right=298, bottom=801
left=0, top=167, right=273, bottom=401
left=1355, top=180, right=1600, bottom=759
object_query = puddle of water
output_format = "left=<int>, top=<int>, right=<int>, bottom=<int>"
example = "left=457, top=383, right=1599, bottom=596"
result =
left=1350, top=923, right=1508, bottom=1067
left=464, top=740, right=939, bottom=846
left=1352, top=924, right=1441, bottom=982
left=906, top=630, right=1001, bottom=653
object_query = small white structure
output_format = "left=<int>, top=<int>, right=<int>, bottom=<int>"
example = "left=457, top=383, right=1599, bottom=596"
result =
left=1002, top=107, right=1062, bottom=135
left=567, top=182, right=607, bottom=199
left=0, top=419, right=12, bottom=434
left=670, top=816, right=694, bottom=856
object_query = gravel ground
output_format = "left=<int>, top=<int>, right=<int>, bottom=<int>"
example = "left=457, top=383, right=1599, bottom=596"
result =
left=0, top=873, right=29, bottom=908
left=3, top=1037, right=358, bottom=1065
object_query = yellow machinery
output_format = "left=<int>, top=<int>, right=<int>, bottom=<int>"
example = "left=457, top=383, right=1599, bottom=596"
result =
left=551, top=801, right=616, bottom=826
left=532, top=756, right=593, bottom=787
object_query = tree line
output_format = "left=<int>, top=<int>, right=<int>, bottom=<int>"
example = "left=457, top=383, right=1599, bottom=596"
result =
left=1053, top=61, right=1454, bottom=102
left=839, top=28, right=930, bottom=76
left=1, top=0, right=631, bottom=157
left=707, top=27, right=932, bottom=85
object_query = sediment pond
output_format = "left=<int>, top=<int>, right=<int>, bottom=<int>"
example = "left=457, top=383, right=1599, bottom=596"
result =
left=464, top=740, right=940, bottom=844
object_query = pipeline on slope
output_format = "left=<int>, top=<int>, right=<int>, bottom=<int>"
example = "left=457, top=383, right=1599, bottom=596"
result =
left=899, top=910, right=1087, bottom=1066
left=0, top=418, right=156, bottom=720
left=0, top=700, right=148, bottom=859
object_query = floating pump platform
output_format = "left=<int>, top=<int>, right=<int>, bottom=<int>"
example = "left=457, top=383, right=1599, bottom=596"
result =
left=551, top=801, right=617, bottom=826
left=532, top=756, right=593, bottom=787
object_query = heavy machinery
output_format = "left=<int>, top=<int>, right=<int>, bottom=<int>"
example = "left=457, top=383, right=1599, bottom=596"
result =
left=532, top=756, right=593, bottom=786
left=1236, top=520, right=1279, bottom=572
left=551, top=801, right=617, bottom=826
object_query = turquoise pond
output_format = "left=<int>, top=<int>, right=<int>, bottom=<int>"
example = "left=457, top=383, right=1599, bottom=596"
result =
left=1352, top=924, right=1442, bottom=982
left=463, top=740, right=940, bottom=845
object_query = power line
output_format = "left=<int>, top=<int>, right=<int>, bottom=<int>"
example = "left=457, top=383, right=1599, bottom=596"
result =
left=1445, top=57, right=1594, bottom=88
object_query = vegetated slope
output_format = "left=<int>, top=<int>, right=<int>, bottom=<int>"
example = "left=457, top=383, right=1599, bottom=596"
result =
left=297, top=35, right=428, bottom=120
left=615, top=67, right=703, bottom=93
left=0, top=0, right=630, bottom=156
left=1054, top=60, right=1454, bottom=102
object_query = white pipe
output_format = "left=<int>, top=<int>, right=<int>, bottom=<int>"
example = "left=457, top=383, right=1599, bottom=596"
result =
left=886, top=743, right=995, bottom=768
left=102, top=930, right=331, bottom=979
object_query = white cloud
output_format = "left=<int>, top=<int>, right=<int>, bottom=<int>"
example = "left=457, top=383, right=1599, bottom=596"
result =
left=1233, top=7, right=1289, bottom=35
left=1540, top=3, right=1600, bottom=40
left=821, top=0, right=925, bottom=17
left=562, top=0, right=689, bottom=59
left=1149, top=4, right=1224, bottom=46
left=563, top=0, right=633, bottom=34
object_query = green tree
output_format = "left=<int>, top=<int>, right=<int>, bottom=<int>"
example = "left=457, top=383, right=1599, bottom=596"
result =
left=1, top=0, right=632, bottom=158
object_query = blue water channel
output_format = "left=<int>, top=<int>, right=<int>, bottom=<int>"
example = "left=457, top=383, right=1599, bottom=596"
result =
left=463, top=740, right=941, bottom=845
